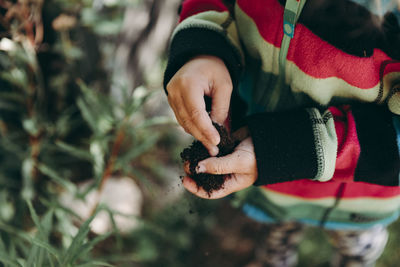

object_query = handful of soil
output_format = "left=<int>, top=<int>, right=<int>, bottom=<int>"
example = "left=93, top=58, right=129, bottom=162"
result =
left=180, top=123, right=237, bottom=195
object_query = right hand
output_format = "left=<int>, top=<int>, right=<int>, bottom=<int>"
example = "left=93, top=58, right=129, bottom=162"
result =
left=166, top=55, right=233, bottom=156
left=182, top=127, right=258, bottom=199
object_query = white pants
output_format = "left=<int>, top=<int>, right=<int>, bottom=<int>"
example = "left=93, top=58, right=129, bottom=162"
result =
left=248, top=222, right=388, bottom=267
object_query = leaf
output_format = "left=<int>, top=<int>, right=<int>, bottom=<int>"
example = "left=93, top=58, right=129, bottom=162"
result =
left=21, top=158, right=34, bottom=200
left=27, top=200, right=45, bottom=236
left=90, top=140, right=105, bottom=181
left=0, top=251, right=22, bottom=267
left=121, top=167, right=154, bottom=196
left=0, top=173, right=20, bottom=189
left=114, top=133, right=159, bottom=170
left=124, top=87, right=154, bottom=115
left=27, top=201, right=54, bottom=237
left=37, top=164, right=76, bottom=193
left=0, top=236, right=6, bottom=251
left=0, top=190, right=15, bottom=222
left=106, top=208, right=122, bottom=250
left=93, top=20, right=122, bottom=36
left=76, top=261, right=114, bottom=267
left=0, top=92, right=25, bottom=103
left=55, top=141, right=93, bottom=162
left=0, top=136, right=26, bottom=160
left=54, top=107, right=79, bottom=137
left=0, top=69, right=28, bottom=89
left=77, top=98, right=98, bottom=132
left=79, top=231, right=112, bottom=258
left=30, top=238, right=59, bottom=259
left=0, top=99, right=20, bottom=111
left=134, top=116, right=174, bottom=129
left=77, top=80, right=114, bottom=116
left=39, top=196, right=81, bottom=220
left=61, top=207, right=102, bottom=265
left=47, top=253, right=56, bottom=267
left=65, top=46, right=83, bottom=60
left=26, top=245, right=41, bottom=267
left=41, top=208, right=54, bottom=236
left=26, top=202, right=59, bottom=266
left=132, top=237, right=159, bottom=261
left=22, top=118, right=40, bottom=136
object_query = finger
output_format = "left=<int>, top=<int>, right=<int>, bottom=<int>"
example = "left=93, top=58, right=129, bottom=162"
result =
left=211, top=173, right=256, bottom=197
left=178, top=113, right=219, bottom=156
left=183, top=174, right=255, bottom=199
left=170, top=94, right=219, bottom=156
left=167, top=93, right=190, bottom=132
left=182, top=176, right=215, bottom=199
left=182, top=90, right=220, bottom=147
left=209, top=82, right=232, bottom=125
left=183, top=161, right=191, bottom=175
left=182, top=175, right=233, bottom=199
left=197, top=150, right=252, bottom=175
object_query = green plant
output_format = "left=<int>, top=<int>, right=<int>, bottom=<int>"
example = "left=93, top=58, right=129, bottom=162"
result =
left=0, top=0, right=171, bottom=266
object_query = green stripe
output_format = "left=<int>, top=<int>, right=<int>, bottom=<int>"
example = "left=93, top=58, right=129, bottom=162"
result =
left=242, top=187, right=399, bottom=224
left=239, top=55, right=317, bottom=113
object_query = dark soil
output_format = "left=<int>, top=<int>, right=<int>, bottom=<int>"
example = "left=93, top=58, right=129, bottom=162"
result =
left=180, top=123, right=237, bottom=195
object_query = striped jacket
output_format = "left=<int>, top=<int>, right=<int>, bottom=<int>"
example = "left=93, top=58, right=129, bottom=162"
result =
left=164, top=0, right=400, bottom=228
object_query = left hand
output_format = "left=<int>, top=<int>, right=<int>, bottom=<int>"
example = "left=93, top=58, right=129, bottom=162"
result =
left=182, top=128, right=258, bottom=199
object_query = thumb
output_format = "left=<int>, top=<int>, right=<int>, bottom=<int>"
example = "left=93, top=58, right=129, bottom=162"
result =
left=197, top=151, right=242, bottom=175
left=209, top=80, right=232, bottom=125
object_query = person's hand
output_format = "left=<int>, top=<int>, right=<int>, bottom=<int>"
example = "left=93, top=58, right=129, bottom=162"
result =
left=182, top=128, right=258, bottom=199
left=166, top=55, right=233, bottom=156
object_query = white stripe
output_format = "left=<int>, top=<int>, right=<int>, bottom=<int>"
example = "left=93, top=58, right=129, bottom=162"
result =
left=261, top=187, right=400, bottom=213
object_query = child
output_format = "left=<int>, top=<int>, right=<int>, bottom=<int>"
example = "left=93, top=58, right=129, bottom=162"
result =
left=164, top=0, right=400, bottom=266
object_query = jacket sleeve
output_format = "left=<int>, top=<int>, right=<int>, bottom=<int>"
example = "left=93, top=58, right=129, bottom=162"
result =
left=248, top=104, right=400, bottom=187
left=163, top=0, right=243, bottom=92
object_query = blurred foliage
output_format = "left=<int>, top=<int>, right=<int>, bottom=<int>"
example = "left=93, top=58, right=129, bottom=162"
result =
left=0, top=0, right=175, bottom=266
left=0, top=0, right=399, bottom=267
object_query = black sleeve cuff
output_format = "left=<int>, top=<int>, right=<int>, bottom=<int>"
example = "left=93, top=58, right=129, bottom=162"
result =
left=353, top=104, right=400, bottom=186
left=163, top=27, right=242, bottom=92
left=247, top=110, right=319, bottom=185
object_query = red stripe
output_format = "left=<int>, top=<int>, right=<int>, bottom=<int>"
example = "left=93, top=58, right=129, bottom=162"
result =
left=237, top=0, right=400, bottom=89
left=263, top=179, right=400, bottom=199
left=383, top=60, right=400, bottom=76
left=330, top=106, right=360, bottom=183
left=180, top=0, right=228, bottom=21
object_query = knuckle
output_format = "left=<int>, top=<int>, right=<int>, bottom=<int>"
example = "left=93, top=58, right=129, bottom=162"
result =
left=167, top=96, right=177, bottom=109
left=167, top=91, right=175, bottom=100
left=180, top=116, right=190, bottom=127
left=176, top=74, right=194, bottom=89
left=177, top=117, right=190, bottom=133
left=166, top=82, right=173, bottom=94
left=212, top=107, right=229, bottom=119
left=216, top=167, right=225, bottom=175
left=221, top=82, right=233, bottom=93
left=214, top=162, right=225, bottom=174
left=188, top=108, right=203, bottom=120
left=166, top=80, right=178, bottom=95
left=215, top=104, right=230, bottom=113
left=167, top=74, right=193, bottom=94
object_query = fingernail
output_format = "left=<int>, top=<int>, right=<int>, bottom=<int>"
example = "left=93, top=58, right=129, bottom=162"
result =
left=210, top=146, right=219, bottom=156
left=196, top=164, right=205, bottom=173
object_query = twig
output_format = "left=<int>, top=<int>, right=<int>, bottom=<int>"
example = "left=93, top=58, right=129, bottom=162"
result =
left=89, top=124, right=126, bottom=216
left=99, top=126, right=126, bottom=191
